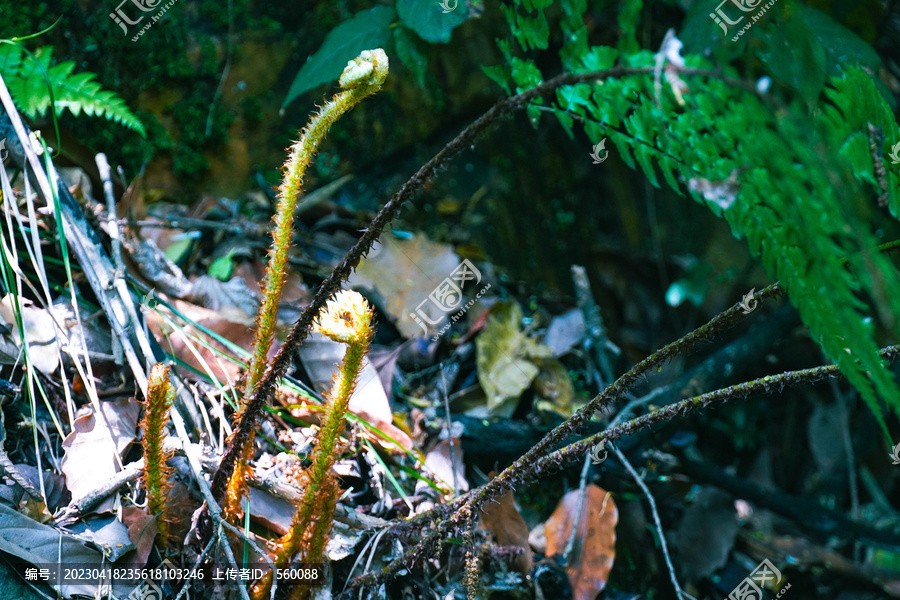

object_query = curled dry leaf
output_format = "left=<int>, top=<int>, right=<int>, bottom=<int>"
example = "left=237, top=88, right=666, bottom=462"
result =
left=60, top=398, right=142, bottom=514
left=478, top=483, right=533, bottom=574
left=544, top=484, right=618, bottom=600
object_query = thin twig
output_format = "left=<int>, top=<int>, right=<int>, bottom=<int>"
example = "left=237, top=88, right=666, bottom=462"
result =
left=537, top=344, right=900, bottom=477
left=54, top=460, right=143, bottom=525
left=611, top=443, right=695, bottom=600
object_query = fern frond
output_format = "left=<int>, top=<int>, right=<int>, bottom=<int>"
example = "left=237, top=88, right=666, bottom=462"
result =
left=820, top=67, right=900, bottom=216
left=489, top=0, right=900, bottom=432
left=0, top=43, right=145, bottom=136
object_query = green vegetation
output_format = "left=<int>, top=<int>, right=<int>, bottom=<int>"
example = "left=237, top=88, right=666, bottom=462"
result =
left=0, top=42, right=144, bottom=136
left=484, top=0, right=900, bottom=434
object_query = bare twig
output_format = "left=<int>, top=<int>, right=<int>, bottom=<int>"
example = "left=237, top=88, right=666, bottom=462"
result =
left=54, top=460, right=143, bottom=525
left=537, top=344, right=900, bottom=478
left=611, top=443, right=695, bottom=600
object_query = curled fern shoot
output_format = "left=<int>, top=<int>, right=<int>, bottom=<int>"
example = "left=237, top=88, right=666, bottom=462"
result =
left=141, top=363, right=176, bottom=548
left=251, top=290, right=374, bottom=600
left=222, top=48, right=389, bottom=523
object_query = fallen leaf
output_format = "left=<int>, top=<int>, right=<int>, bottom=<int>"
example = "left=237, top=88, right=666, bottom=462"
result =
left=347, top=233, right=462, bottom=338
left=0, top=295, right=61, bottom=374
left=122, top=506, right=158, bottom=568
left=0, top=502, right=138, bottom=598
left=416, top=439, right=468, bottom=495
left=533, top=357, right=576, bottom=417
left=68, top=515, right=135, bottom=561
left=478, top=484, right=533, bottom=573
left=543, top=309, right=586, bottom=357
left=544, top=484, right=618, bottom=600
left=475, top=300, right=553, bottom=417
left=184, top=274, right=261, bottom=322
left=60, top=398, right=142, bottom=513
left=146, top=297, right=275, bottom=385
left=672, top=486, right=738, bottom=581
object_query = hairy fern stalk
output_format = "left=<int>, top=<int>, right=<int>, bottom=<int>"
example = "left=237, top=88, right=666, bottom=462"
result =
left=221, top=48, right=389, bottom=523
left=141, top=363, right=176, bottom=547
left=251, top=290, right=375, bottom=600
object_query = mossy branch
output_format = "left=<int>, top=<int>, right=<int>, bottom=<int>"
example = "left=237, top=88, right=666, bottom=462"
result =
left=341, top=283, right=785, bottom=594
left=209, top=65, right=763, bottom=530
left=222, top=49, right=388, bottom=522
left=252, top=291, right=374, bottom=600
left=141, top=363, right=176, bottom=548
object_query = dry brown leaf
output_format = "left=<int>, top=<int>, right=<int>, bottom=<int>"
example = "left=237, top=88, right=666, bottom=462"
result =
left=478, top=484, right=533, bottom=573
left=544, top=484, right=618, bottom=600
left=347, top=233, right=461, bottom=338
left=60, top=398, right=142, bottom=513
left=122, top=506, right=158, bottom=568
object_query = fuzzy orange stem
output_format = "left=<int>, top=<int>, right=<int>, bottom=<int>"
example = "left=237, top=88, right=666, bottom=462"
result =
left=141, top=363, right=176, bottom=547
left=223, top=49, right=389, bottom=522
left=251, top=291, right=374, bottom=600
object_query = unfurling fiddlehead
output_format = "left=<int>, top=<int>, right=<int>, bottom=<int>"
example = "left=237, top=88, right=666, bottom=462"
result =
left=141, top=363, right=176, bottom=547
left=221, top=49, right=389, bottom=523
left=251, top=290, right=374, bottom=600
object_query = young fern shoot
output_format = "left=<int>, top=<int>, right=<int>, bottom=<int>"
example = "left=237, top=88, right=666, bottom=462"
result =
left=251, top=290, right=375, bottom=600
left=141, top=363, right=176, bottom=548
left=222, top=49, right=389, bottom=522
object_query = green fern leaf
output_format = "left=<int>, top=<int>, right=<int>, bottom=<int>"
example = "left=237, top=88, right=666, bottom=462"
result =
left=0, top=43, right=145, bottom=137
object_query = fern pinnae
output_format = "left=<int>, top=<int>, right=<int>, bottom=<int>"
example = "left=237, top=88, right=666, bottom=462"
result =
left=0, top=42, right=145, bottom=136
